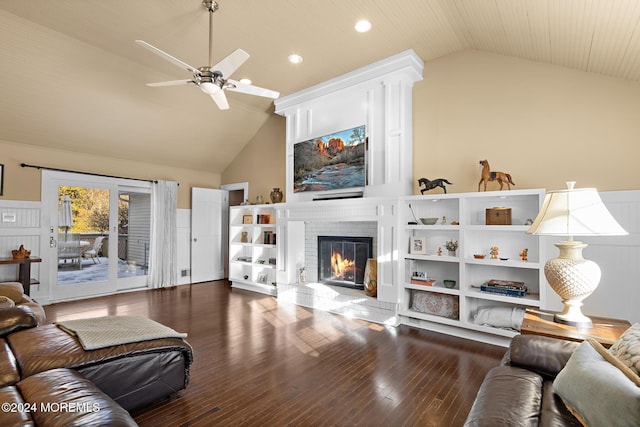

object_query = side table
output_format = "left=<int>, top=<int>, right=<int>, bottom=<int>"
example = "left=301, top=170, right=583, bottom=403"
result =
left=0, top=257, right=42, bottom=297
left=521, top=308, right=631, bottom=348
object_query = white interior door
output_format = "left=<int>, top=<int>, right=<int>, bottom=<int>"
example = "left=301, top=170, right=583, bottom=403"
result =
left=191, top=187, right=228, bottom=283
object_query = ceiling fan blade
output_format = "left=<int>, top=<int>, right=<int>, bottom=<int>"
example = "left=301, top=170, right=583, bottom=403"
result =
left=211, top=91, right=229, bottom=110
left=212, top=49, right=249, bottom=78
left=146, top=79, right=194, bottom=87
left=226, top=79, right=280, bottom=99
left=135, top=40, right=201, bottom=76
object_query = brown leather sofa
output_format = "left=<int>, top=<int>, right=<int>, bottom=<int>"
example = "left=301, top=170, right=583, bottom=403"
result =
left=464, top=334, right=582, bottom=426
left=1, top=367, right=139, bottom=426
left=0, top=283, right=194, bottom=426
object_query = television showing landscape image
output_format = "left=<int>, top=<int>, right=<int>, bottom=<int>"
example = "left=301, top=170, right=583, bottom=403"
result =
left=293, top=125, right=366, bottom=193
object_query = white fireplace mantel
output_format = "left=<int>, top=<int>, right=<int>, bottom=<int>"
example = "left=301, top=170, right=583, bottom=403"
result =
left=274, top=49, right=424, bottom=202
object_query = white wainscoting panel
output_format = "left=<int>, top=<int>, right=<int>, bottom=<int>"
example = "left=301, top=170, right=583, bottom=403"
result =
left=0, top=201, right=41, bottom=284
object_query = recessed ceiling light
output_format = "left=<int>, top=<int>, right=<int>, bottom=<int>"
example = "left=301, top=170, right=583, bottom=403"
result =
left=239, top=78, right=252, bottom=85
left=355, top=19, right=372, bottom=33
left=288, top=54, right=303, bottom=64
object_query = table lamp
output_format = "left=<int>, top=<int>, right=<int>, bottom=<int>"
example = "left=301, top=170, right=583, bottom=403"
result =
left=527, top=182, right=627, bottom=326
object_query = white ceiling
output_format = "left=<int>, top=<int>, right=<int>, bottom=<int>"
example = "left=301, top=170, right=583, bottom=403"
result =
left=2, top=0, right=640, bottom=173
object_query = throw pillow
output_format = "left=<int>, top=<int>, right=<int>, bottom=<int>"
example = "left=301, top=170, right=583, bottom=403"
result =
left=0, top=282, right=24, bottom=303
left=473, top=306, right=525, bottom=330
left=609, top=323, right=640, bottom=378
left=0, top=296, right=15, bottom=310
left=553, top=340, right=640, bottom=427
left=589, top=338, right=640, bottom=387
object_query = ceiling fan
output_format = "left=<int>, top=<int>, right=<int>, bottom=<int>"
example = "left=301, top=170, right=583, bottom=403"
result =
left=135, top=0, right=279, bottom=110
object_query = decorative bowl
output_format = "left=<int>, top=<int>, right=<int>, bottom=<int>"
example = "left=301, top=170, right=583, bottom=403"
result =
left=473, top=254, right=485, bottom=259
left=443, top=279, right=456, bottom=288
left=420, top=217, right=438, bottom=225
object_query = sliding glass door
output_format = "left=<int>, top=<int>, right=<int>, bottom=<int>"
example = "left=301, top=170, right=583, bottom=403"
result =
left=116, top=189, right=151, bottom=285
left=42, top=171, right=151, bottom=301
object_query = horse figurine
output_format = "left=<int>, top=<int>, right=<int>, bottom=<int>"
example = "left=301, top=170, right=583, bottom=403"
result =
left=478, top=160, right=515, bottom=191
left=418, top=177, right=453, bottom=194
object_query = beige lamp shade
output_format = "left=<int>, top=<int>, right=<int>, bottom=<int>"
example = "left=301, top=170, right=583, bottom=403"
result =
left=527, top=182, right=627, bottom=237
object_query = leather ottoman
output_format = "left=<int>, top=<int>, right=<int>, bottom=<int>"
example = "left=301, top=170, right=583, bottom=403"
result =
left=7, top=324, right=193, bottom=411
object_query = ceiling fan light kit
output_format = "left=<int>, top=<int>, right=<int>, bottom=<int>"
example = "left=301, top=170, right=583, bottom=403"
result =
left=135, top=0, right=279, bottom=110
left=200, top=81, right=221, bottom=95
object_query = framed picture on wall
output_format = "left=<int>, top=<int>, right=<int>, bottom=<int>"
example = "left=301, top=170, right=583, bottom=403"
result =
left=0, top=164, right=3, bottom=196
left=410, top=236, right=426, bottom=255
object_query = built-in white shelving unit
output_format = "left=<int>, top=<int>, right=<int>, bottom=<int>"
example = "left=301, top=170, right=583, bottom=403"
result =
left=229, top=205, right=277, bottom=296
left=398, top=189, right=546, bottom=345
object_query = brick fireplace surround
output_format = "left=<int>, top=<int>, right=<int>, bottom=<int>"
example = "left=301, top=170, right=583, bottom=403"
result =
left=311, top=225, right=376, bottom=288
left=275, top=198, right=399, bottom=325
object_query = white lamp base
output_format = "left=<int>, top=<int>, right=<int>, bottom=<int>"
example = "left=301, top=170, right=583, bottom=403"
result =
left=544, top=241, right=601, bottom=327
left=553, top=302, right=593, bottom=326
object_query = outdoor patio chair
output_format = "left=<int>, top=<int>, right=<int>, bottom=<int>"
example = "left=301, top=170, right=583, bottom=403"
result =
left=83, top=236, right=105, bottom=264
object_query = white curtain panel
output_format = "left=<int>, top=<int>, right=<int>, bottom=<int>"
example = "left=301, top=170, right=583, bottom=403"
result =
left=148, top=180, right=178, bottom=288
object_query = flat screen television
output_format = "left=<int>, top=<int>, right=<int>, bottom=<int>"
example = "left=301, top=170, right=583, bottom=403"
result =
left=293, top=125, right=366, bottom=194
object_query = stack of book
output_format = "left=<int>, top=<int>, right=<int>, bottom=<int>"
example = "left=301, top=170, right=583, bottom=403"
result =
left=263, top=231, right=276, bottom=245
left=257, top=214, right=271, bottom=224
left=410, top=276, right=435, bottom=286
left=480, top=279, right=527, bottom=297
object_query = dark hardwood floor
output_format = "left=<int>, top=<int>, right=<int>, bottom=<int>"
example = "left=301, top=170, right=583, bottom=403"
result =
left=43, top=282, right=505, bottom=426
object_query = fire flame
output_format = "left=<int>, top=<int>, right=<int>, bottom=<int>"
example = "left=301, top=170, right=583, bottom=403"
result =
left=331, top=251, right=355, bottom=279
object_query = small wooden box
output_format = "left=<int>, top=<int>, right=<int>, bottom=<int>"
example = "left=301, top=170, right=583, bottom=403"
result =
left=486, top=207, right=512, bottom=225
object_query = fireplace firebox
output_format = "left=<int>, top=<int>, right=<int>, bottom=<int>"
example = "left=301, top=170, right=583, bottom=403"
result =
left=317, top=236, right=373, bottom=290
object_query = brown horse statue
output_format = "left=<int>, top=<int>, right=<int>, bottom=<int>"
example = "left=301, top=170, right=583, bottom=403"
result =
left=478, top=159, right=515, bottom=191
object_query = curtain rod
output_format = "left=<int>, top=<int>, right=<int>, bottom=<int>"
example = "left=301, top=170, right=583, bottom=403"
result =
left=20, top=163, right=178, bottom=185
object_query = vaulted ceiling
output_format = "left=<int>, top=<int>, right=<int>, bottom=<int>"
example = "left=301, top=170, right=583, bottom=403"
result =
left=2, top=0, right=639, bottom=173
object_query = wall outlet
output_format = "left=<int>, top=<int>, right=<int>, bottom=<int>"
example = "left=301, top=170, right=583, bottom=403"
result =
left=2, top=213, right=16, bottom=223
